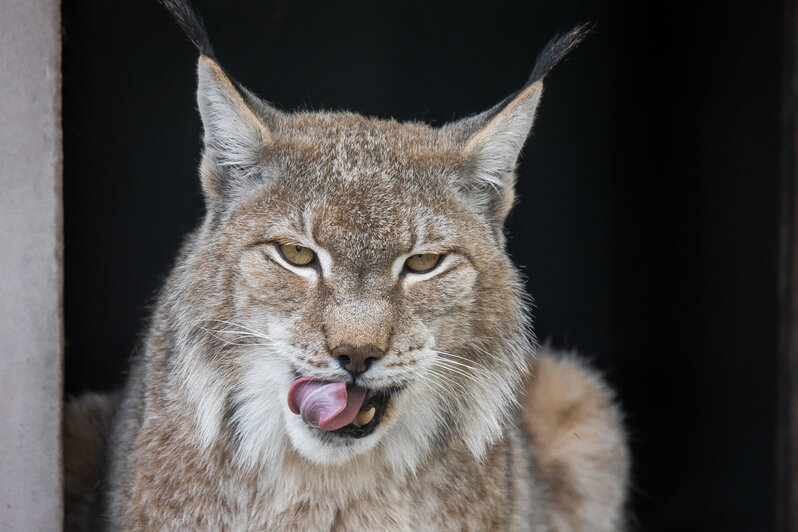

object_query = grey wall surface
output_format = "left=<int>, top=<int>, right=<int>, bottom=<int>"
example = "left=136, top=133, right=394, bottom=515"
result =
left=0, top=0, right=63, bottom=529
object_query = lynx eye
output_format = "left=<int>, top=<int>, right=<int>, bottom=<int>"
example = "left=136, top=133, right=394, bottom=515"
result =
left=278, top=243, right=316, bottom=266
left=405, top=253, right=442, bottom=273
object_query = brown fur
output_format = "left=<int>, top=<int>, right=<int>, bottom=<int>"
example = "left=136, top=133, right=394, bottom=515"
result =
left=63, top=392, right=118, bottom=531
left=523, top=349, right=629, bottom=530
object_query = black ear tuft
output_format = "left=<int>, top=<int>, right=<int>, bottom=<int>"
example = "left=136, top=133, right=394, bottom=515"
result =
left=461, top=23, right=592, bottom=136
left=158, top=0, right=216, bottom=59
left=529, top=23, right=593, bottom=83
left=487, top=23, right=592, bottom=114
left=444, top=24, right=591, bottom=226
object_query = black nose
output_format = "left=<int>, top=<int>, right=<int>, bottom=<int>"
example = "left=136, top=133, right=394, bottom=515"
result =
left=332, top=344, right=385, bottom=377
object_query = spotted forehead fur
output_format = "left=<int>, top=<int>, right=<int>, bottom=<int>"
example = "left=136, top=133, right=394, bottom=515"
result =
left=238, top=111, right=476, bottom=260
left=267, top=113, right=464, bottom=205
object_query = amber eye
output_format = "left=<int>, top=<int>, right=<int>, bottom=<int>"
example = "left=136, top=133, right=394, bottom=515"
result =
left=278, top=243, right=316, bottom=266
left=405, top=253, right=442, bottom=273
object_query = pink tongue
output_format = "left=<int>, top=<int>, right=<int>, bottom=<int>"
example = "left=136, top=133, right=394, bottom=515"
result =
left=287, top=377, right=367, bottom=431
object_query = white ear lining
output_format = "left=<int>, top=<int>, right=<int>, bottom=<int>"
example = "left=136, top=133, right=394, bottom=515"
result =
left=456, top=81, right=544, bottom=223
left=196, top=56, right=272, bottom=196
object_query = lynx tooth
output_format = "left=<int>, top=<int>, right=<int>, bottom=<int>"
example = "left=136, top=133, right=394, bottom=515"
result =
left=356, top=407, right=376, bottom=426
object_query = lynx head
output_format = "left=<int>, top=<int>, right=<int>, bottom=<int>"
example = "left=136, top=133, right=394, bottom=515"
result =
left=159, top=0, right=587, bottom=471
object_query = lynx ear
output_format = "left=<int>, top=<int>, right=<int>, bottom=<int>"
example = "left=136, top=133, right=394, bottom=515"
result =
left=450, top=25, right=590, bottom=224
left=196, top=56, right=272, bottom=201
left=456, top=81, right=544, bottom=223
left=159, top=1, right=273, bottom=201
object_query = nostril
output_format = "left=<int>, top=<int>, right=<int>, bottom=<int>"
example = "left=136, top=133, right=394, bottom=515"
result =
left=331, top=344, right=385, bottom=375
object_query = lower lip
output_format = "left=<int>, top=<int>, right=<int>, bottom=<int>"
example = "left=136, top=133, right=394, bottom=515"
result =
left=327, top=393, right=391, bottom=438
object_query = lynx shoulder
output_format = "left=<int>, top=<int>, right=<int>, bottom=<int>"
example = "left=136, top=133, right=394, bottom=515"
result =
left=65, top=2, right=628, bottom=530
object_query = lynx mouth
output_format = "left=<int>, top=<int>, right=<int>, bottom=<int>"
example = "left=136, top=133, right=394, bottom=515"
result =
left=287, top=377, right=393, bottom=439
left=328, top=390, right=392, bottom=439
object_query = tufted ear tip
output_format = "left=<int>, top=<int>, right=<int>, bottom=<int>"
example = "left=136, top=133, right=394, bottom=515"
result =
left=161, top=1, right=283, bottom=205
left=445, top=25, right=589, bottom=225
left=159, top=0, right=215, bottom=58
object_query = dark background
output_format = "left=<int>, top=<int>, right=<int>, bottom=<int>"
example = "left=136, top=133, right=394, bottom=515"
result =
left=62, top=1, right=782, bottom=530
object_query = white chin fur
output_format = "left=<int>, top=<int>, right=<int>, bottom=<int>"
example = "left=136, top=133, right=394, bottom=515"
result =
left=284, top=411, right=385, bottom=466
left=377, top=375, right=453, bottom=472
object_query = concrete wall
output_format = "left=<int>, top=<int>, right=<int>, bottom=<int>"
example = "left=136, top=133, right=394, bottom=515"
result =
left=0, top=0, right=63, bottom=529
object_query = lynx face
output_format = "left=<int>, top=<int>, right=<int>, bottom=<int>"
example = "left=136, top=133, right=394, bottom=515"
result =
left=220, top=117, right=530, bottom=467
left=166, top=35, right=573, bottom=468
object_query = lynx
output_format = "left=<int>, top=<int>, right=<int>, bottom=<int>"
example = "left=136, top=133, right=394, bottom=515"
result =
left=64, top=1, right=629, bottom=530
